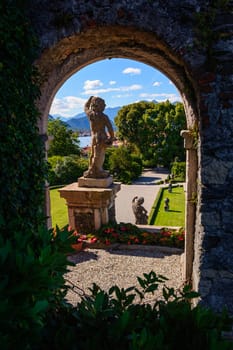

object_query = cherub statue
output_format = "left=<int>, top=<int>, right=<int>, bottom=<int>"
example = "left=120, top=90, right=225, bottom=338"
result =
left=132, top=196, right=148, bottom=225
left=84, top=96, right=114, bottom=178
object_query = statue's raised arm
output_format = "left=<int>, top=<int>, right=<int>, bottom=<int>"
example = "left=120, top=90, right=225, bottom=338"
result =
left=84, top=96, right=94, bottom=118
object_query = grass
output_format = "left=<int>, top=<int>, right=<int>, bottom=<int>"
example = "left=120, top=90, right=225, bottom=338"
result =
left=151, top=186, right=185, bottom=227
left=50, top=185, right=185, bottom=230
left=50, top=188, right=68, bottom=228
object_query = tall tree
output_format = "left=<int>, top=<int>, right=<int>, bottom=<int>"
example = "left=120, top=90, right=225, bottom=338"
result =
left=151, top=101, right=186, bottom=166
left=115, top=101, right=156, bottom=151
left=48, top=118, right=80, bottom=156
left=115, top=101, right=186, bottom=167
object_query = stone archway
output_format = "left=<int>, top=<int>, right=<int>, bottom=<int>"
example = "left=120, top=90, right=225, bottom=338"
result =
left=36, top=26, right=198, bottom=287
left=30, top=0, right=233, bottom=315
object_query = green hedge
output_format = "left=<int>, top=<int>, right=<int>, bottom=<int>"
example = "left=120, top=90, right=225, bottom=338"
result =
left=148, top=187, right=163, bottom=224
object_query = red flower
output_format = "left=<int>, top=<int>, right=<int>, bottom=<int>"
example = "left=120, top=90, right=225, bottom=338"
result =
left=105, top=239, right=111, bottom=245
left=161, top=230, right=171, bottom=237
left=111, top=232, right=119, bottom=239
left=104, top=228, right=115, bottom=234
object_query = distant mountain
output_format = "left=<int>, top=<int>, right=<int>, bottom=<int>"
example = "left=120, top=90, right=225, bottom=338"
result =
left=51, top=106, right=121, bottom=132
left=49, top=101, right=180, bottom=131
left=70, top=111, right=86, bottom=120
left=51, top=114, right=69, bottom=122
left=67, top=116, right=90, bottom=131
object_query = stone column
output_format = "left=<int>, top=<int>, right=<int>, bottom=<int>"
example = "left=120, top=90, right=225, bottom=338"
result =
left=40, top=133, right=52, bottom=228
left=181, top=130, right=198, bottom=282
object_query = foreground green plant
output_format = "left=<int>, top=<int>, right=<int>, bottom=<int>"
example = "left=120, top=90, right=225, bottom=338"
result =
left=43, top=271, right=233, bottom=350
left=0, top=223, right=76, bottom=349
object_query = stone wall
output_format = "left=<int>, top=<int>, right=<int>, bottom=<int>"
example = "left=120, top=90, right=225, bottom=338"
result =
left=29, top=0, right=233, bottom=314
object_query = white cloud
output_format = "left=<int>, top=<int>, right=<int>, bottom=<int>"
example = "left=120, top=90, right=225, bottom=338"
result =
left=122, top=67, right=141, bottom=75
left=153, top=81, right=162, bottom=87
left=82, top=84, right=142, bottom=96
left=123, top=84, right=142, bottom=91
left=109, top=80, right=116, bottom=85
left=114, top=93, right=132, bottom=99
left=139, top=92, right=182, bottom=103
left=50, top=96, right=86, bottom=117
left=83, top=79, right=103, bottom=91
left=169, top=80, right=174, bottom=85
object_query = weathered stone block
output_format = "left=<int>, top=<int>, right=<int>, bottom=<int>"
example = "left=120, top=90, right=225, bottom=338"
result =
left=59, top=182, right=121, bottom=233
left=78, top=176, right=113, bottom=188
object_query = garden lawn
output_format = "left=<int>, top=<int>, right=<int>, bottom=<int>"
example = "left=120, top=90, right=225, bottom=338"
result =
left=50, top=188, right=68, bottom=228
left=153, top=186, right=185, bottom=227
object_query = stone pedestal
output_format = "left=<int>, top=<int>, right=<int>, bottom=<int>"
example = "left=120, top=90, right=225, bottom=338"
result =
left=59, top=179, right=121, bottom=233
left=78, top=176, right=113, bottom=188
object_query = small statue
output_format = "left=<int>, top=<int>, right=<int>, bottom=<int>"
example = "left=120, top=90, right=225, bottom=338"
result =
left=164, top=197, right=170, bottom=211
left=168, top=182, right=172, bottom=193
left=132, top=196, right=148, bottom=224
left=84, top=96, right=114, bottom=178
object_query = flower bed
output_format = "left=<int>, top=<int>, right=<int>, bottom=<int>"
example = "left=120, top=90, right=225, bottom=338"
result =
left=70, top=222, right=185, bottom=250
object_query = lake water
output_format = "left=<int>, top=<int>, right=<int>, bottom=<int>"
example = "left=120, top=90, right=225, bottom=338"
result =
left=79, top=136, right=91, bottom=148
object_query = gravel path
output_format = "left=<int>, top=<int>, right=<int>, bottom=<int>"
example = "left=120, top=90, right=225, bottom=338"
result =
left=65, top=247, right=184, bottom=305
left=65, top=169, right=184, bottom=306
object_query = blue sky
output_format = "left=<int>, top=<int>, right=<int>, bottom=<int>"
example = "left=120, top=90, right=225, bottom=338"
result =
left=50, top=58, right=181, bottom=118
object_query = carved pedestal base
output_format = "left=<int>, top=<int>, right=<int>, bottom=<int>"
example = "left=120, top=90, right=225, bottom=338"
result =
left=59, top=181, right=121, bottom=233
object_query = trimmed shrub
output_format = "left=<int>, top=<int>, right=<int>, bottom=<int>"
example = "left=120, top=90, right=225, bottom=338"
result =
left=148, top=187, right=163, bottom=224
left=48, top=155, right=88, bottom=186
left=171, top=161, right=186, bottom=181
left=105, top=146, right=143, bottom=184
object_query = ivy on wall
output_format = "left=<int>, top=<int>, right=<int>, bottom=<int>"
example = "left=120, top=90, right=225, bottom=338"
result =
left=0, top=0, right=46, bottom=235
left=0, top=3, right=76, bottom=347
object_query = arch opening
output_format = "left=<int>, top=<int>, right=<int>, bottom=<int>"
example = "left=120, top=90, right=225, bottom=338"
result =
left=36, top=26, right=199, bottom=285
